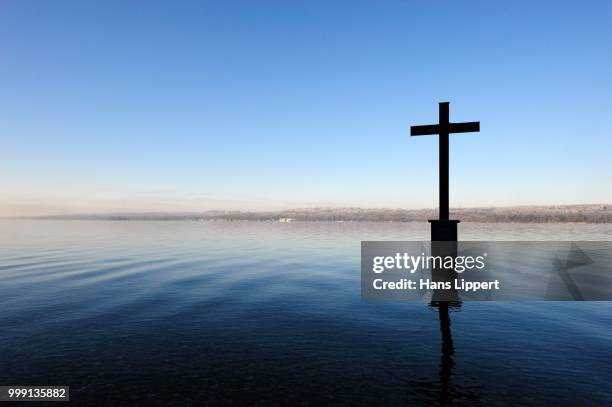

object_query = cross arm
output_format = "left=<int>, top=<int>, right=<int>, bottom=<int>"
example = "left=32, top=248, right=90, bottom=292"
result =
left=410, top=124, right=440, bottom=136
left=448, top=121, right=480, bottom=134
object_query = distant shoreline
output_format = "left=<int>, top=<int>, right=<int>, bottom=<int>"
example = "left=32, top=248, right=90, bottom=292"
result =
left=10, top=204, right=611, bottom=224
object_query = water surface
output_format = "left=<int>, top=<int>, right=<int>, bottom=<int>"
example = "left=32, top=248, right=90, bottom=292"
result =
left=1, top=220, right=611, bottom=405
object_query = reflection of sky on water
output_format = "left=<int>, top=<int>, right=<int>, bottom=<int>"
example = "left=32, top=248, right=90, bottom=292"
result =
left=0, top=220, right=611, bottom=405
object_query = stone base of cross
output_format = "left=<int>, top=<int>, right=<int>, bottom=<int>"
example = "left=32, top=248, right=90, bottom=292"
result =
left=428, top=219, right=460, bottom=241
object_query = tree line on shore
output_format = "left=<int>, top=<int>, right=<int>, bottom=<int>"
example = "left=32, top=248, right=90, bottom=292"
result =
left=30, top=204, right=611, bottom=223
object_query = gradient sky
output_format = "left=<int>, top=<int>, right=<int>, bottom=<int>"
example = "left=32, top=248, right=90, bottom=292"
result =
left=1, top=1, right=611, bottom=215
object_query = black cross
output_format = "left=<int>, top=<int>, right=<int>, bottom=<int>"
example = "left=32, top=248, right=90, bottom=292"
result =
left=411, top=102, right=480, bottom=220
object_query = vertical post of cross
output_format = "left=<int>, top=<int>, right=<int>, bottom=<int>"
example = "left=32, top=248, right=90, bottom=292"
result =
left=439, top=102, right=450, bottom=221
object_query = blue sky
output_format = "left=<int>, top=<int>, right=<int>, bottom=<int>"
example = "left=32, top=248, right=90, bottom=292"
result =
left=1, top=1, right=611, bottom=215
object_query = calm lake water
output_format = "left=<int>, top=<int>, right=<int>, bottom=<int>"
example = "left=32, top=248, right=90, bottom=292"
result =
left=1, top=220, right=612, bottom=406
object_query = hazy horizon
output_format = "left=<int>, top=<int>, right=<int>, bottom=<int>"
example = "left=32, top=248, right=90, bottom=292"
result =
left=4, top=201, right=610, bottom=219
left=3, top=191, right=612, bottom=217
left=3, top=193, right=612, bottom=218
